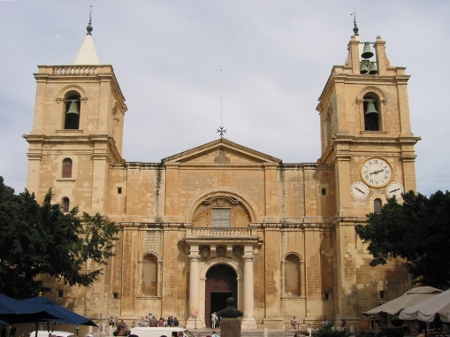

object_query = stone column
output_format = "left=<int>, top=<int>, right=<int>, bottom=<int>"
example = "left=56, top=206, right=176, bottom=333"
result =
left=186, top=244, right=200, bottom=329
left=241, top=245, right=257, bottom=329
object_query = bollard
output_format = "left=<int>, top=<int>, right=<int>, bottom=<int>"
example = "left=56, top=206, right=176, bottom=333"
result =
left=263, top=328, right=268, bottom=337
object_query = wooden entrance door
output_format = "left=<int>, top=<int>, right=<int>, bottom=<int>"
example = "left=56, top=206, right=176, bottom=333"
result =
left=205, top=264, right=237, bottom=328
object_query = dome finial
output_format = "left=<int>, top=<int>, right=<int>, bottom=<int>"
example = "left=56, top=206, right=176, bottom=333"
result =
left=86, top=5, right=93, bottom=36
left=351, top=10, right=359, bottom=36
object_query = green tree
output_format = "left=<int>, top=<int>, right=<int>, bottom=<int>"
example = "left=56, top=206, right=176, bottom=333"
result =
left=0, top=177, right=118, bottom=298
left=355, top=190, right=450, bottom=290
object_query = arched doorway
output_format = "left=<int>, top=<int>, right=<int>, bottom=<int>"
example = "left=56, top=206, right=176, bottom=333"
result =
left=205, top=264, right=237, bottom=328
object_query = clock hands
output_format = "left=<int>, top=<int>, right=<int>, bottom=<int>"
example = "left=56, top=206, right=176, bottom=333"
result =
left=389, top=188, right=400, bottom=193
left=369, top=169, right=384, bottom=175
left=355, top=187, right=366, bottom=194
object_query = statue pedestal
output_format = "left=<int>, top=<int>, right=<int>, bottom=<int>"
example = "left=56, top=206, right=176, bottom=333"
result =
left=220, top=318, right=241, bottom=337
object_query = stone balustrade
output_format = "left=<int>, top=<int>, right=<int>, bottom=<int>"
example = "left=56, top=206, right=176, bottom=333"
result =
left=185, top=227, right=258, bottom=239
left=52, top=66, right=98, bottom=75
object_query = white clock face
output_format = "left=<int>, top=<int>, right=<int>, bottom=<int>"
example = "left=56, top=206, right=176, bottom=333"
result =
left=351, top=181, right=370, bottom=199
left=360, top=158, right=392, bottom=188
left=386, top=182, right=404, bottom=199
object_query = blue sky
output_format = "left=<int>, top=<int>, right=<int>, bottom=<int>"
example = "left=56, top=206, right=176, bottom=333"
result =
left=0, top=1, right=449, bottom=197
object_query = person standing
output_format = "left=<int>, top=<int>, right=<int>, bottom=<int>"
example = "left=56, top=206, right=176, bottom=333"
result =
left=149, top=316, right=157, bottom=327
left=211, top=312, right=218, bottom=329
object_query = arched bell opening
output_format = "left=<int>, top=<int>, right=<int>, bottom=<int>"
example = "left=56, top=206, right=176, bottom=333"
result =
left=363, top=93, right=381, bottom=131
left=64, top=91, right=81, bottom=129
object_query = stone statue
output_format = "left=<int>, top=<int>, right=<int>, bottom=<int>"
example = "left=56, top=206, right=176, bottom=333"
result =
left=217, top=297, right=243, bottom=318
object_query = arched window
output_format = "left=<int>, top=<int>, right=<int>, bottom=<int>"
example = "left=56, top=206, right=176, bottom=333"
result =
left=62, top=197, right=70, bottom=212
left=141, top=254, right=158, bottom=296
left=285, top=254, right=300, bottom=296
left=374, top=198, right=382, bottom=213
left=64, top=92, right=81, bottom=129
left=363, top=93, right=380, bottom=131
left=62, top=158, right=73, bottom=178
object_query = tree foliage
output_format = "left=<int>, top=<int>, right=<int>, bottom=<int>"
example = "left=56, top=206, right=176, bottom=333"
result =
left=355, top=190, right=450, bottom=290
left=0, top=177, right=118, bottom=298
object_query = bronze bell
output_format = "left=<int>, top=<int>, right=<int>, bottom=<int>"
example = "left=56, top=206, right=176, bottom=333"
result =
left=365, top=100, right=378, bottom=115
left=369, top=61, right=378, bottom=75
left=360, top=60, right=369, bottom=74
left=361, top=42, right=374, bottom=59
left=66, top=100, right=79, bottom=115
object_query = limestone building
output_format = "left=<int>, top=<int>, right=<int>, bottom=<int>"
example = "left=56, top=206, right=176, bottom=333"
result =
left=24, top=21, right=420, bottom=330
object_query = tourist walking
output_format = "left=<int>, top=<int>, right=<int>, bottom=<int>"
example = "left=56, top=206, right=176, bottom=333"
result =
left=211, top=312, right=218, bottom=329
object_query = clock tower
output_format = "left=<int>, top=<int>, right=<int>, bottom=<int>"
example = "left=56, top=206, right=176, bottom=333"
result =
left=316, top=27, right=420, bottom=317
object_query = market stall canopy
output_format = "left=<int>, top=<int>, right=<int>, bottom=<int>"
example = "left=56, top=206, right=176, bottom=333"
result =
left=363, top=286, right=442, bottom=316
left=21, top=296, right=98, bottom=326
left=0, top=318, right=10, bottom=325
left=0, top=293, right=58, bottom=324
left=399, top=288, right=450, bottom=322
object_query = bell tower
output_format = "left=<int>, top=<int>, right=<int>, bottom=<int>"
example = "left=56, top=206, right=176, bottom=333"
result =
left=316, top=23, right=420, bottom=318
left=24, top=18, right=127, bottom=215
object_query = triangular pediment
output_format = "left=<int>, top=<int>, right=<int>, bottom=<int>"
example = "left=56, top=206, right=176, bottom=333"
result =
left=162, top=138, right=281, bottom=166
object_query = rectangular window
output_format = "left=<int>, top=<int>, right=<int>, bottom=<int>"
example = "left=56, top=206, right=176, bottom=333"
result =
left=212, top=209, right=231, bottom=227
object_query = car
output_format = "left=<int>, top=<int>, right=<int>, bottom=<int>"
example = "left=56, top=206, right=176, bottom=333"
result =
left=130, top=327, right=195, bottom=337
left=29, top=331, right=76, bottom=337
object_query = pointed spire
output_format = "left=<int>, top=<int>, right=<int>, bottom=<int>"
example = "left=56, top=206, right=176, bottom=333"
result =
left=72, top=6, right=100, bottom=65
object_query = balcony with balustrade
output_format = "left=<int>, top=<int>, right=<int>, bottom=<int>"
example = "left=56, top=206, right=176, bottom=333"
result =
left=184, top=226, right=261, bottom=246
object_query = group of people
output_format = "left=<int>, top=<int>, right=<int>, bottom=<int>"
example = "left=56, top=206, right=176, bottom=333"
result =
left=110, top=319, right=129, bottom=336
left=290, top=317, right=347, bottom=337
left=109, top=315, right=180, bottom=336
left=121, top=316, right=181, bottom=330
left=132, top=315, right=180, bottom=328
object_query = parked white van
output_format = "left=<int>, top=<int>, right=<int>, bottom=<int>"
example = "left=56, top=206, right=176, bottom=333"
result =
left=29, top=331, right=75, bottom=337
left=130, top=327, right=195, bottom=337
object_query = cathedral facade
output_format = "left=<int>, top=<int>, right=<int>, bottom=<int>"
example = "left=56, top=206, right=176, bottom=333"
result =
left=24, top=24, right=419, bottom=330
